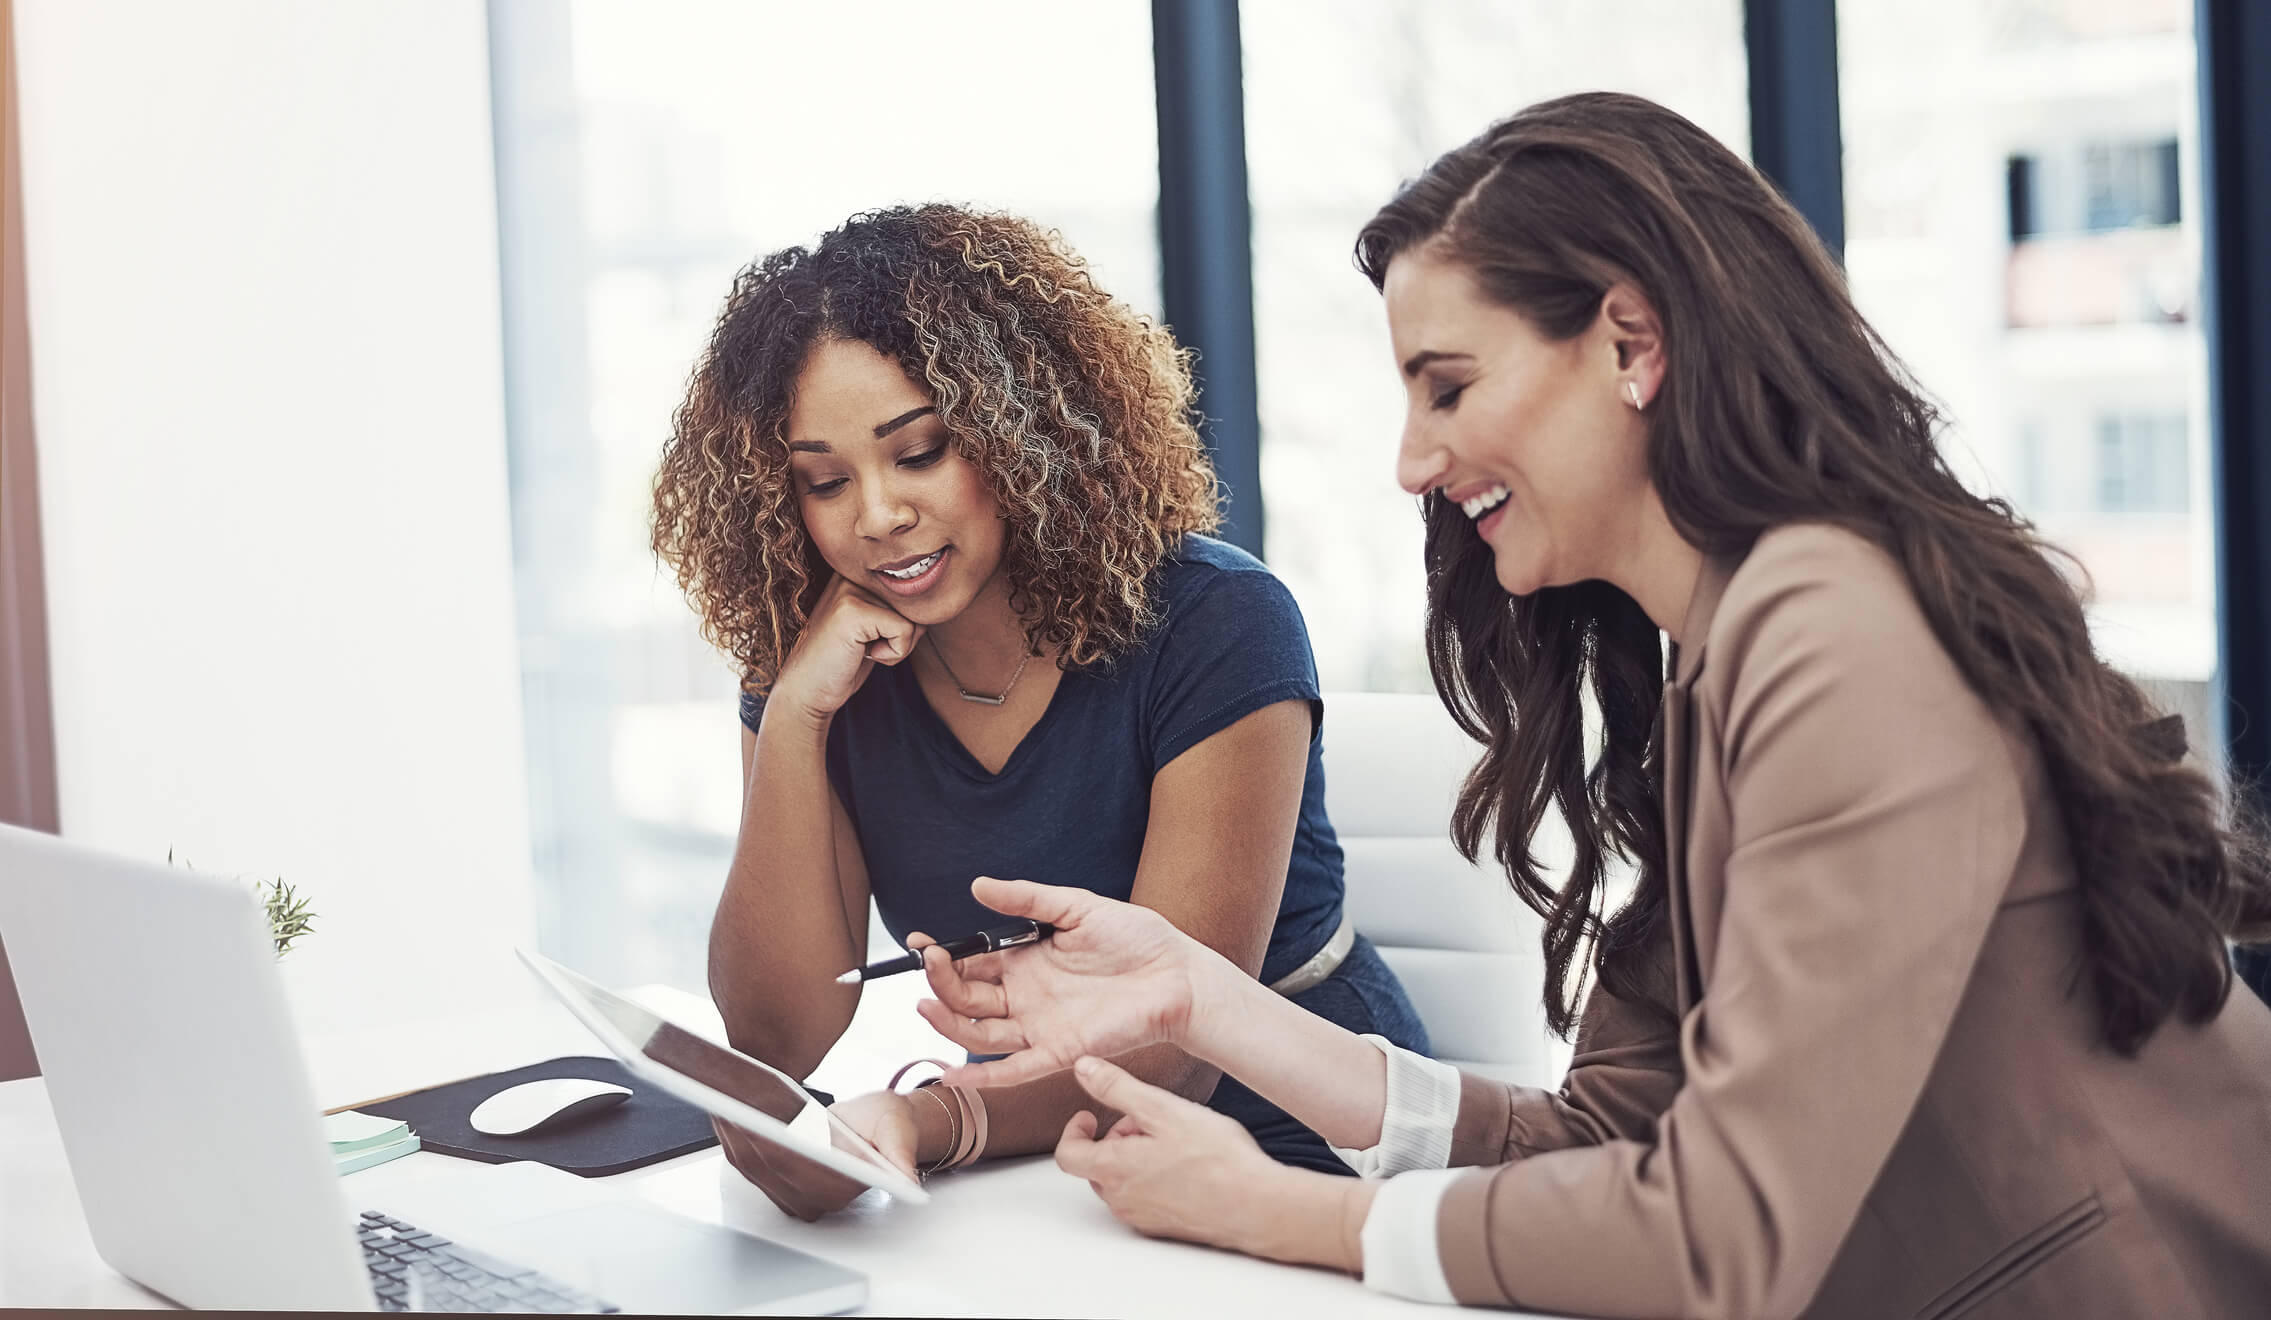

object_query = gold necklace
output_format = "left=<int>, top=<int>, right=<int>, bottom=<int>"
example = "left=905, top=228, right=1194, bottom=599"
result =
left=925, top=634, right=1034, bottom=706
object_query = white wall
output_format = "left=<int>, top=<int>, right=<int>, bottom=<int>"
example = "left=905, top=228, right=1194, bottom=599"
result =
left=15, top=0, right=538, bottom=1035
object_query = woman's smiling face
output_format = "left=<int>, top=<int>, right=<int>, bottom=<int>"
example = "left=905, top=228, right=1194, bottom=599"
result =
left=785, top=337, right=1008, bottom=624
left=1383, top=247, right=1659, bottom=598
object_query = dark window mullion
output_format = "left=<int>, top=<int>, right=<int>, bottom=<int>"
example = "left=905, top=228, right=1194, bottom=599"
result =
left=1151, top=0, right=1263, bottom=556
left=1745, top=0, right=1845, bottom=261
left=2201, top=0, right=2271, bottom=786
left=2198, top=0, right=2271, bottom=1000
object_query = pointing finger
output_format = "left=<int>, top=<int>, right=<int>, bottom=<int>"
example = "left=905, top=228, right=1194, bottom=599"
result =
left=1070, top=1056, right=1180, bottom=1129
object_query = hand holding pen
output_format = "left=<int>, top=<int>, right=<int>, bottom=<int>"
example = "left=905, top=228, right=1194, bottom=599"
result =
left=907, top=877, right=1226, bottom=1092
left=835, top=918, right=1056, bottom=984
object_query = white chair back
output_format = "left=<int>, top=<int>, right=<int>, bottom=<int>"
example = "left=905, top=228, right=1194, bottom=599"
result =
left=1322, top=691, right=1574, bottom=1087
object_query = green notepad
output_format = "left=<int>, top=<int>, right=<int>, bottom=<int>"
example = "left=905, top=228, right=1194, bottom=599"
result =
left=325, top=1110, right=421, bottom=1175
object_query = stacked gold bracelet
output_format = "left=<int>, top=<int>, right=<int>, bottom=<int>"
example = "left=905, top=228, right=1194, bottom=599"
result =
left=888, top=1058, right=991, bottom=1176
left=910, top=1084, right=960, bottom=1177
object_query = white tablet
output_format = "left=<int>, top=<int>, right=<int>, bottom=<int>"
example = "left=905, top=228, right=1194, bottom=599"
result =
left=515, top=947, right=929, bottom=1204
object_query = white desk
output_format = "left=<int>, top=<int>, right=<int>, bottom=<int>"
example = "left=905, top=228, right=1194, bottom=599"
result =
left=0, top=987, right=1553, bottom=1318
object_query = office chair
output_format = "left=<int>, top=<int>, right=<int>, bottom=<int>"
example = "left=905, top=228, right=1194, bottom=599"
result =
left=1321, top=691, right=1580, bottom=1087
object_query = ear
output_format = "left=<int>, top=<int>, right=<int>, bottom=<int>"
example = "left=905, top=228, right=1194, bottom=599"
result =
left=1599, top=283, right=1666, bottom=410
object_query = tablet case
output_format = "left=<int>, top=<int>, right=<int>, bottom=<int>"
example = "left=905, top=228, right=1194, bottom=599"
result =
left=362, top=1055, right=718, bottom=1178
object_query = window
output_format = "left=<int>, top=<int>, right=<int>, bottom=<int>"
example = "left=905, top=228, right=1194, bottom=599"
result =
left=1240, top=0, right=1750, bottom=692
left=2084, top=138, right=2181, bottom=231
left=2094, top=411, right=2189, bottom=514
left=1842, top=0, right=2213, bottom=759
left=2011, top=138, right=2181, bottom=238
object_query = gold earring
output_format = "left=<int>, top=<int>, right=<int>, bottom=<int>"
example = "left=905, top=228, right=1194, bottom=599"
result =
left=1625, top=381, right=1646, bottom=412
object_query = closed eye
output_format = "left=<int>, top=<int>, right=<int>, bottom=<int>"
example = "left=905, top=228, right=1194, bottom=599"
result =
left=1430, top=384, right=1466, bottom=411
left=801, top=445, right=941, bottom=496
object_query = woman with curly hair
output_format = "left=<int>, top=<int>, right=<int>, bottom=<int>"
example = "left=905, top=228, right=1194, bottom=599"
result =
left=909, top=94, right=2271, bottom=1317
left=651, top=203, right=1428, bottom=1219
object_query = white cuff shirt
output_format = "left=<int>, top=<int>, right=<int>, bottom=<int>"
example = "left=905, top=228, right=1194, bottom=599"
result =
left=1330, top=1035, right=1465, bottom=1305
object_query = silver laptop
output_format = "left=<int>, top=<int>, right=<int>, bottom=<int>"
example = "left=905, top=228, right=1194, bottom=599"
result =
left=0, top=822, right=866, bottom=1314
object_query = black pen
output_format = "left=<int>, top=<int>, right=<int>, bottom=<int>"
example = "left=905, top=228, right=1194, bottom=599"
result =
left=834, top=919, right=1055, bottom=984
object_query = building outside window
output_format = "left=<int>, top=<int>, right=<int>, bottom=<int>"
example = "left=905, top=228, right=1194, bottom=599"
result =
left=2094, top=410, right=2190, bottom=515
left=1841, top=0, right=2212, bottom=759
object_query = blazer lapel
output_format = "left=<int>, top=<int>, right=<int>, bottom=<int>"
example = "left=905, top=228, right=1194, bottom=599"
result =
left=1659, top=551, right=1739, bottom=1012
left=1660, top=678, right=1702, bottom=1011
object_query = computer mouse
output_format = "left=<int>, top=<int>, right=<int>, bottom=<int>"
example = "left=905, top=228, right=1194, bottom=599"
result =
left=467, top=1077, right=634, bottom=1137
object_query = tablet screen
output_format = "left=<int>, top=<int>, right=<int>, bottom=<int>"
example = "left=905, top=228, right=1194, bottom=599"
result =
left=529, top=954, right=914, bottom=1188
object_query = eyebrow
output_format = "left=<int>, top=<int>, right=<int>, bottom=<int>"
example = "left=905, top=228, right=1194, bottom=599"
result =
left=787, top=405, right=938, bottom=454
left=1401, top=350, right=1473, bottom=378
left=874, top=405, right=936, bottom=438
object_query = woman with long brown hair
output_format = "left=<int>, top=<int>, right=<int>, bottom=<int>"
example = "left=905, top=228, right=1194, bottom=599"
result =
left=909, top=94, right=2271, bottom=1317
left=651, top=204, right=1427, bottom=1219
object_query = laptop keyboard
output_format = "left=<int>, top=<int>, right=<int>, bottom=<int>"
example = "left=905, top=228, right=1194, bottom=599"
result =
left=357, top=1210, right=621, bottom=1313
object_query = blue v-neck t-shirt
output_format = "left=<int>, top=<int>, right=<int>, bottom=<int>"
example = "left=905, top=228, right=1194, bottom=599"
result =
left=738, top=534, right=1346, bottom=984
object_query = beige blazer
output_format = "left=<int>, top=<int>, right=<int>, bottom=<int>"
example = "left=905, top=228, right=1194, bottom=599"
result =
left=1432, top=524, right=2271, bottom=1319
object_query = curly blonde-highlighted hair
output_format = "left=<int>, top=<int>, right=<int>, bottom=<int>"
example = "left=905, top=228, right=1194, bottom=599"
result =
left=653, top=204, right=1221, bottom=692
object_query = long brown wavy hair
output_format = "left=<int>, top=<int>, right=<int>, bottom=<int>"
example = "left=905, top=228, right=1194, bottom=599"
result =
left=1356, top=92, right=2271, bottom=1053
left=654, top=205, right=1220, bottom=690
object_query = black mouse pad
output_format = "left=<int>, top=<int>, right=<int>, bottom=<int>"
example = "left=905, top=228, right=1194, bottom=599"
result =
left=360, top=1055, right=717, bottom=1178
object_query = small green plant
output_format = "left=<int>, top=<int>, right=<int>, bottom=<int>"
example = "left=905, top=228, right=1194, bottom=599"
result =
left=170, top=850, right=317, bottom=959
left=259, top=876, right=317, bottom=958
